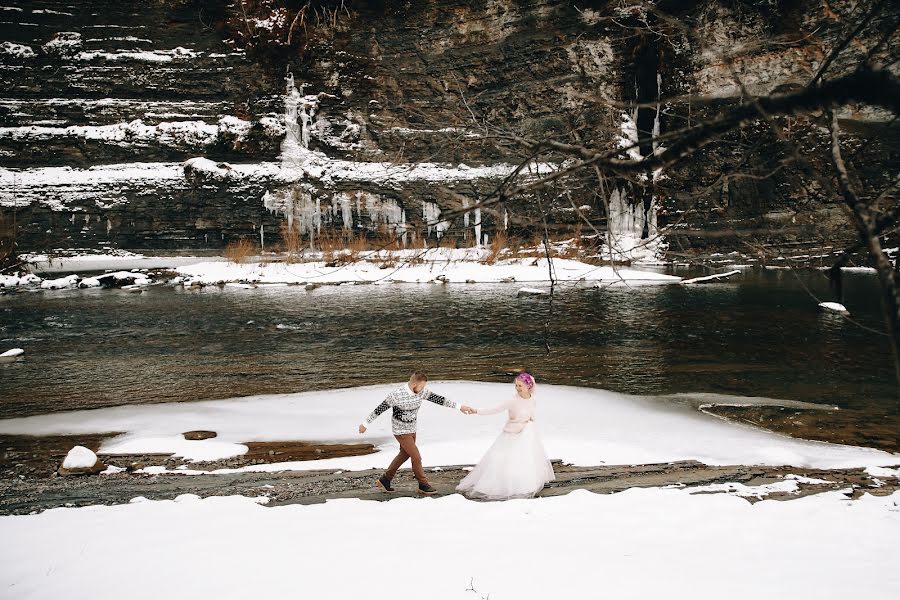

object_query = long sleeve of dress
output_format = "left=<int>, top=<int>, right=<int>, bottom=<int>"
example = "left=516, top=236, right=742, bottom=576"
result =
left=476, top=398, right=514, bottom=416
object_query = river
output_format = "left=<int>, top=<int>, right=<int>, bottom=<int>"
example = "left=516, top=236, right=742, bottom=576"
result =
left=0, top=267, right=894, bottom=419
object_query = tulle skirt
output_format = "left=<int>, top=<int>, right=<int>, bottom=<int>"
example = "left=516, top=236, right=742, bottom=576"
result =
left=456, top=422, right=555, bottom=500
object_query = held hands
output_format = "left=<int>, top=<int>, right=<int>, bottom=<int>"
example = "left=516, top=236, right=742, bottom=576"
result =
left=461, top=405, right=477, bottom=415
left=358, top=424, right=367, bottom=434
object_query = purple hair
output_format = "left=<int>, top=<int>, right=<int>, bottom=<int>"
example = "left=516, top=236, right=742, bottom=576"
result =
left=515, top=372, right=535, bottom=390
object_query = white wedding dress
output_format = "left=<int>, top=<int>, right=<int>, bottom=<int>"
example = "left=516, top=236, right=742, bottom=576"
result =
left=456, top=393, right=555, bottom=500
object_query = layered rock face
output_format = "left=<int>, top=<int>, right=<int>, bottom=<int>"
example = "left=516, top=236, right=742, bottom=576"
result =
left=0, top=0, right=895, bottom=256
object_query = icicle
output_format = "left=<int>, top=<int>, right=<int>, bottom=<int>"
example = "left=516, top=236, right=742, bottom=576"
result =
left=463, top=198, right=470, bottom=228
left=422, top=201, right=449, bottom=239
left=652, top=72, right=662, bottom=154
left=401, top=210, right=408, bottom=247
left=474, top=207, right=482, bottom=247
left=503, top=209, right=508, bottom=230
left=332, top=193, right=353, bottom=230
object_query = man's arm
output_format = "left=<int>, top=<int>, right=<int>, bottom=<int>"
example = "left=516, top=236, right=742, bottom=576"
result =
left=359, top=393, right=393, bottom=433
left=424, top=390, right=474, bottom=414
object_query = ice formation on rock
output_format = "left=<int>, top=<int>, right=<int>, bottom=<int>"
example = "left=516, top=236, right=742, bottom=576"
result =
left=422, top=201, right=449, bottom=239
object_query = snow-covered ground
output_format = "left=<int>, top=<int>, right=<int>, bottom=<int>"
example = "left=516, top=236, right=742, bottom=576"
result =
left=21, top=251, right=226, bottom=274
left=176, top=253, right=681, bottom=286
left=3, top=249, right=682, bottom=288
left=0, top=382, right=896, bottom=471
left=1, top=487, right=898, bottom=600
left=2, top=384, right=899, bottom=599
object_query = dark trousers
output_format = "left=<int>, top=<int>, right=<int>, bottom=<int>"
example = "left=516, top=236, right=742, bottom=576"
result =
left=384, top=433, right=427, bottom=484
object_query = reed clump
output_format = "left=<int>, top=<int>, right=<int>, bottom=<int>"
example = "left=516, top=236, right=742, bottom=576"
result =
left=224, top=238, right=256, bottom=264
left=280, top=221, right=303, bottom=263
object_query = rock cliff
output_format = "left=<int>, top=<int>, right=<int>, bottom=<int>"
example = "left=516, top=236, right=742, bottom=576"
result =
left=0, top=0, right=896, bottom=258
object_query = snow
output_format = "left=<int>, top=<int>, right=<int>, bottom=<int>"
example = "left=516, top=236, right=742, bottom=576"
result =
left=681, top=269, right=741, bottom=284
left=0, top=117, right=257, bottom=148
left=40, top=274, right=79, bottom=290
left=0, top=41, right=36, bottom=58
left=0, top=348, right=24, bottom=359
left=41, top=32, right=82, bottom=56
left=0, top=382, right=897, bottom=470
left=61, top=446, right=98, bottom=470
left=517, top=287, right=548, bottom=296
left=75, top=47, right=200, bottom=63
left=866, top=466, right=900, bottom=479
left=174, top=254, right=680, bottom=286
left=24, top=252, right=225, bottom=274
left=818, top=302, right=849, bottom=314
left=685, top=479, right=827, bottom=499
left=1, top=488, right=898, bottom=599
left=0, top=273, right=41, bottom=287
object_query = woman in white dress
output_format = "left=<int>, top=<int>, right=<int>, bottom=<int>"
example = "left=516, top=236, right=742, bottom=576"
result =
left=456, top=372, right=555, bottom=499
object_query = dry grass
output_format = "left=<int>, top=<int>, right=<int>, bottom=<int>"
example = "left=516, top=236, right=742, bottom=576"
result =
left=374, top=228, right=401, bottom=252
left=437, top=234, right=457, bottom=249
left=224, top=238, right=257, bottom=264
left=317, top=231, right=374, bottom=265
left=484, top=230, right=508, bottom=264
left=280, top=221, right=303, bottom=263
left=347, top=233, right=369, bottom=260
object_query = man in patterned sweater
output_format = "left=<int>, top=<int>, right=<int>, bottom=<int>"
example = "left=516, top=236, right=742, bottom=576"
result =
left=359, top=371, right=475, bottom=495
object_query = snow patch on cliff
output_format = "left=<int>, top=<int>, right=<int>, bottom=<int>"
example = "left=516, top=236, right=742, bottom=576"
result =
left=0, top=116, right=260, bottom=148
left=0, top=41, right=35, bottom=58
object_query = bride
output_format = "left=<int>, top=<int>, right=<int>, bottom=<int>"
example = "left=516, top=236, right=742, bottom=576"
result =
left=456, top=372, right=555, bottom=499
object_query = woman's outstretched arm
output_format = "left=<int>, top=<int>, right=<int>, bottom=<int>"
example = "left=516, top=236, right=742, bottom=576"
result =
left=476, top=398, right=513, bottom=416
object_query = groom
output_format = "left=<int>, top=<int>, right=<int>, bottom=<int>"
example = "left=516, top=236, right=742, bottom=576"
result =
left=359, top=371, right=475, bottom=495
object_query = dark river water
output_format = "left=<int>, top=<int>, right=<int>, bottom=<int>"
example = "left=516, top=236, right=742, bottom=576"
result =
left=0, top=267, right=895, bottom=419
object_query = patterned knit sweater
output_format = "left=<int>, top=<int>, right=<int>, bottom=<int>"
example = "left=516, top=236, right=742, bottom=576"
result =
left=363, top=384, right=460, bottom=435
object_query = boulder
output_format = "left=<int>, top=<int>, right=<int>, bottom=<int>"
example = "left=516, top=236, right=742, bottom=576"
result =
left=58, top=445, right=105, bottom=476
left=818, top=302, right=849, bottom=315
left=182, top=430, right=218, bottom=441
left=517, top=287, right=548, bottom=297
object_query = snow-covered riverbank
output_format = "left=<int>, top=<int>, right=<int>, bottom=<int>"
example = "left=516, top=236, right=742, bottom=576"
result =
left=3, top=248, right=683, bottom=288
left=1, top=382, right=896, bottom=471
left=2, top=384, right=899, bottom=599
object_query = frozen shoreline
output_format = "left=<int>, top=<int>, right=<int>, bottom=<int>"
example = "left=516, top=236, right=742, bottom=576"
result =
left=2, top=359, right=897, bottom=600
left=4, top=249, right=683, bottom=288
left=1, top=382, right=897, bottom=471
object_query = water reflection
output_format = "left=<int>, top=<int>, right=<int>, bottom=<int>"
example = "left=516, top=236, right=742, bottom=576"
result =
left=0, top=269, right=894, bottom=418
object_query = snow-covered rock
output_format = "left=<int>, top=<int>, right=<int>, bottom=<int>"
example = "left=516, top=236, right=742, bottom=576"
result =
left=40, top=274, right=80, bottom=290
left=95, top=271, right=152, bottom=287
left=41, top=32, right=83, bottom=57
left=0, top=275, right=21, bottom=288
left=0, top=41, right=35, bottom=58
left=517, top=287, right=548, bottom=297
left=58, top=446, right=105, bottom=476
left=0, top=273, right=41, bottom=288
left=818, top=302, right=849, bottom=315
left=0, top=348, right=24, bottom=362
